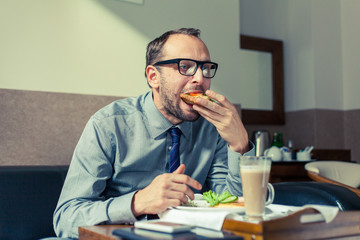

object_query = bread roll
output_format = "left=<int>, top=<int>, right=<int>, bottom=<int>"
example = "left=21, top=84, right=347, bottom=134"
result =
left=180, top=93, right=210, bottom=105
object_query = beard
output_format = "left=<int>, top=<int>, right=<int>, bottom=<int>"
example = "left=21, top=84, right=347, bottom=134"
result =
left=159, top=78, right=200, bottom=122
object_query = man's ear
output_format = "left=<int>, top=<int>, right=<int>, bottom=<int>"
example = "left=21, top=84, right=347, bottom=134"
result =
left=146, top=65, right=160, bottom=89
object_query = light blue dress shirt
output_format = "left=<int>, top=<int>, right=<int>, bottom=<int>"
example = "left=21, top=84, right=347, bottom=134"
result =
left=53, top=91, right=254, bottom=238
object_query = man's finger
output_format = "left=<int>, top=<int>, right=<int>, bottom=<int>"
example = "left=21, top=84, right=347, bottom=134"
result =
left=171, top=165, right=202, bottom=191
left=205, top=90, right=232, bottom=108
left=173, top=164, right=186, bottom=174
left=172, top=175, right=202, bottom=191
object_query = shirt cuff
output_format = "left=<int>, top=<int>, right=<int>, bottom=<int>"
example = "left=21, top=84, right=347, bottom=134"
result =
left=228, top=141, right=255, bottom=176
left=243, top=140, right=255, bottom=156
left=228, top=141, right=255, bottom=157
left=107, top=191, right=138, bottom=224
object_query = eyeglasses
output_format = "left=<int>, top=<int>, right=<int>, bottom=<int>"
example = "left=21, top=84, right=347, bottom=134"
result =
left=153, top=58, right=218, bottom=78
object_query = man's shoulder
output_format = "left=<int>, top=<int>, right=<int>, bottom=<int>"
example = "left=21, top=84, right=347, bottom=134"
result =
left=91, top=93, right=147, bottom=121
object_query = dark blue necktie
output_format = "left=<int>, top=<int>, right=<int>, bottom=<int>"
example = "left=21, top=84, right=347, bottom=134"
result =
left=168, top=127, right=181, bottom=173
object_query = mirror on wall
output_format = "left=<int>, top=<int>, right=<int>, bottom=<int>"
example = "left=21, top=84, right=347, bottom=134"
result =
left=238, top=35, right=285, bottom=125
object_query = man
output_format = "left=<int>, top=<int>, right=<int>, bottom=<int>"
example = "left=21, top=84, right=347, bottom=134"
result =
left=53, top=28, right=254, bottom=238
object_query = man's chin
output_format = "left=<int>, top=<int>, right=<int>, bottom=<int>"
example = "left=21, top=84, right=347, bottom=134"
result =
left=181, top=111, right=200, bottom=122
left=183, top=115, right=200, bottom=122
left=176, top=101, right=200, bottom=121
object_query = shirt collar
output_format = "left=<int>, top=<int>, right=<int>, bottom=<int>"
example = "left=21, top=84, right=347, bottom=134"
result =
left=143, top=91, right=193, bottom=140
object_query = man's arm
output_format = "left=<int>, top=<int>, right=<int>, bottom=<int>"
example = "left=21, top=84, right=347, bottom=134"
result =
left=204, top=133, right=255, bottom=197
left=193, top=90, right=249, bottom=154
left=53, top=119, right=138, bottom=238
left=193, top=90, right=255, bottom=196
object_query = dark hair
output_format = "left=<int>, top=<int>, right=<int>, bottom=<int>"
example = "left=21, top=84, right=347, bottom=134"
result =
left=145, top=28, right=201, bottom=78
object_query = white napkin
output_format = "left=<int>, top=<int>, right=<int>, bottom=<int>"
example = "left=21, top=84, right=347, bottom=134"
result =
left=229, top=204, right=339, bottom=224
left=158, top=208, right=232, bottom=231
left=299, top=204, right=339, bottom=223
left=267, top=204, right=339, bottom=223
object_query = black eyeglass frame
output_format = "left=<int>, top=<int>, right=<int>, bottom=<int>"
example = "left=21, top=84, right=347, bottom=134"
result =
left=153, top=58, right=218, bottom=78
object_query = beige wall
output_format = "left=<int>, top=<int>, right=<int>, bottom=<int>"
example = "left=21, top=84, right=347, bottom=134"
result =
left=0, top=0, right=150, bottom=97
left=0, top=0, right=272, bottom=110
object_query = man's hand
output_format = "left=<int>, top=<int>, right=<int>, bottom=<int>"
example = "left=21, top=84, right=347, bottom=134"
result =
left=132, top=164, right=202, bottom=216
left=193, top=90, right=249, bottom=154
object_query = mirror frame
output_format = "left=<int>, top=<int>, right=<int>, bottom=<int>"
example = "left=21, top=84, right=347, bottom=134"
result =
left=238, top=35, right=285, bottom=125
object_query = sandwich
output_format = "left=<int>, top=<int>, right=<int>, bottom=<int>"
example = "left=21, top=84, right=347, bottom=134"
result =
left=212, top=199, right=245, bottom=208
left=180, top=93, right=210, bottom=105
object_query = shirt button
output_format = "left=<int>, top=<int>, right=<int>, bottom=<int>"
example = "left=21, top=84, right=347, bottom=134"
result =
left=168, top=146, right=172, bottom=151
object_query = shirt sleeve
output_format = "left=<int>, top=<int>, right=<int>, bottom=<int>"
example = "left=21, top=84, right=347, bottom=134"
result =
left=205, top=136, right=255, bottom=197
left=226, top=141, right=255, bottom=196
left=53, top=118, right=138, bottom=238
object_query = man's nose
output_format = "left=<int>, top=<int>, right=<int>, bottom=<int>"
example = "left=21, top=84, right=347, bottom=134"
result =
left=191, top=67, right=204, bottom=84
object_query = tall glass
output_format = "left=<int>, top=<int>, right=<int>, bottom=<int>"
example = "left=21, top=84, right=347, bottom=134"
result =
left=239, top=156, right=274, bottom=219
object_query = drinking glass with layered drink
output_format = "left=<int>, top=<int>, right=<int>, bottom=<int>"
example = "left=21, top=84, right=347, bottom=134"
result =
left=239, top=156, right=274, bottom=220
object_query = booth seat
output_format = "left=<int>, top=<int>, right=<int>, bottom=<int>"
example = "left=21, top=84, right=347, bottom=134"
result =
left=0, top=166, right=68, bottom=240
left=273, top=181, right=360, bottom=211
left=1, top=166, right=360, bottom=240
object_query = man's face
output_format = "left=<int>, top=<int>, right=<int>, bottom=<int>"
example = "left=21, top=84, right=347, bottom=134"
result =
left=151, top=34, right=212, bottom=125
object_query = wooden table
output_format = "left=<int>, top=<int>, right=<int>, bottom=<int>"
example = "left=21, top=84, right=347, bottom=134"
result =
left=270, top=161, right=311, bottom=183
left=78, top=224, right=127, bottom=240
left=78, top=209, right=360, bottom=240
